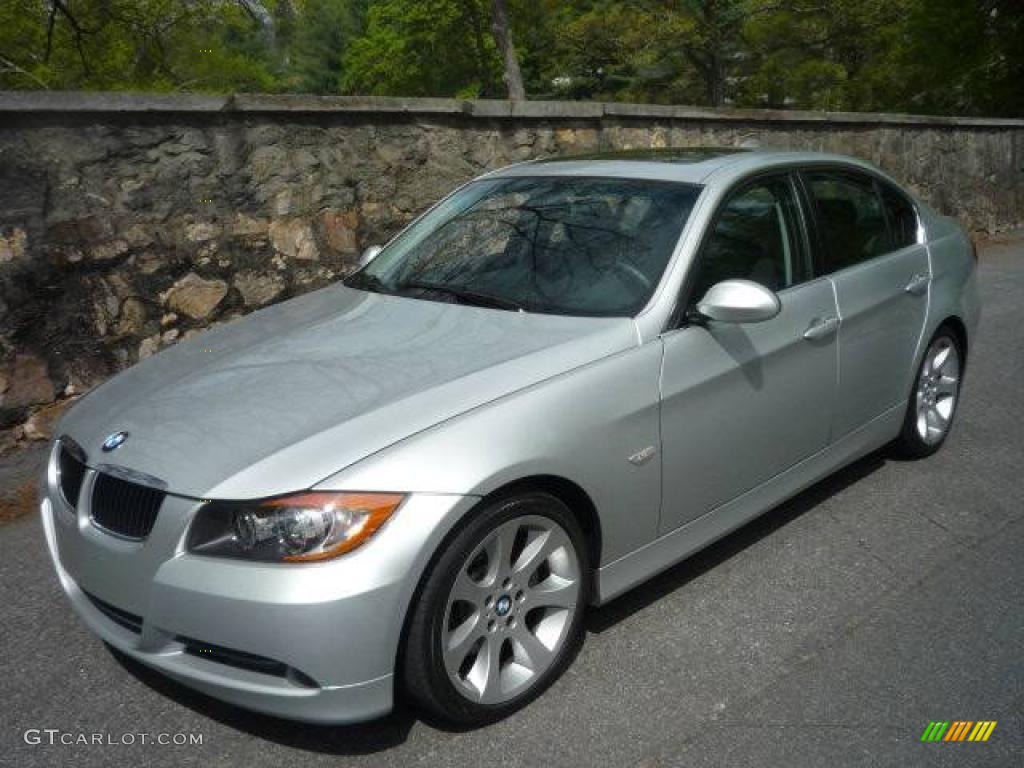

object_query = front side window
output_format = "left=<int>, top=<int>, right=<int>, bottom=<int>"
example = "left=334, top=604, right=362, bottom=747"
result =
left=806, top=170, right=889, bottom=271
left=690, top=175, right=809, bottom=302
left=346, top=176, right=701, bottom=317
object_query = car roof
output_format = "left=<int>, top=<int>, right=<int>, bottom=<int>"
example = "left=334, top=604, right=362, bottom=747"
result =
left=486, top=148, right=885, bottom=187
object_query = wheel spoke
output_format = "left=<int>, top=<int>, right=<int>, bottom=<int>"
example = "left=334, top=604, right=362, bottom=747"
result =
left=512, top=527, right=565, bottom=578
left=530, top=574, right=578, bottom=609
left=511, top=624, right=555, bottom=671
left=443, top=611, right=482, bottom=673
left=470, top=524, right=514, bottom=589
left=931, top=344, right=951, bottom=372
left=937, top=373, right=959, bottom=397
left=450, top=569, right=490, bottom=605
left=462, top=637, right=492, bottom=700
left=479, top=637, right=505, bottom=703
left=921, top=354, right=933, bottom=377
left=916, top=408, right=929, bottom=440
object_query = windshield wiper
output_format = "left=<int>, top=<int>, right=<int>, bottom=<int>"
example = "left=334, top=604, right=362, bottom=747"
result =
left=397, top=280, right=527, bottom=312
left=343, top=271, right=389, bottom=292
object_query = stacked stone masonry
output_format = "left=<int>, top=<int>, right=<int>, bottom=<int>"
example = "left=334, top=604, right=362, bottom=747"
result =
left=0, top=92, right=1021, bottom=448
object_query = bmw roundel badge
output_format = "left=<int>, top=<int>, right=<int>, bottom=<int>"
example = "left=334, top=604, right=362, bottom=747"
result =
left=102, top=431, right=129, bottom=452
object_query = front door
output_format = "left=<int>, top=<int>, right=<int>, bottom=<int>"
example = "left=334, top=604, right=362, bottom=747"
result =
left=659, top=174, right=839, bottom=533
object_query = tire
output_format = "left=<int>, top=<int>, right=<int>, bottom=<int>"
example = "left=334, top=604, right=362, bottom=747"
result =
left=891, top=327, right=963, bottom=459
left=402, top=491, right=590, bottom=726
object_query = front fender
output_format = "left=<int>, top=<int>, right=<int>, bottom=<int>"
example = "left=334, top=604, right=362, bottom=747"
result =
left=315, top=341, right=665, bottom=565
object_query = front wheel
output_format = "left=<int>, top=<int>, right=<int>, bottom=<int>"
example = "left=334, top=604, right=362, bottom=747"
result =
left=402, top=492, right=589, bottom=725
left=891, top=328, right=963, bottom=458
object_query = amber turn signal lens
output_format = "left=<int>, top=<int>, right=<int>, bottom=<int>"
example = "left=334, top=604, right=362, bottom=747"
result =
left=272, top=492, right=406, bottom=562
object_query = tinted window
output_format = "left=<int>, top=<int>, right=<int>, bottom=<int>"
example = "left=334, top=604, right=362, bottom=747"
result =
left=881, top=184, right=918, bottom=249
left=691, top=176, right=808, bottom=301
left=348, top=177, right=700, bottom=317
left=806, top=171, right=888, bottom=271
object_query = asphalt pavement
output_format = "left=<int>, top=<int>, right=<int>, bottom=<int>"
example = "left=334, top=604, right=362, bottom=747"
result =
left=1, top=236, right=1021, bottom=768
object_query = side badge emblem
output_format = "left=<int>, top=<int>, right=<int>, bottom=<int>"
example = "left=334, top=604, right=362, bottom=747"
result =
left=102, top=431, right=129, bottom=452
left=628, top=446, right=656, bottom=466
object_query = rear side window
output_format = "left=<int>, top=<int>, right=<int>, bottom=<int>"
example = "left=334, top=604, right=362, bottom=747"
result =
left=880, top=184, right=919, bottom=249
left=806, top=171, right=889, bottom=272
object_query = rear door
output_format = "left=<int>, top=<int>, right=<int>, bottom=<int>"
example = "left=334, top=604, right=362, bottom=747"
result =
left=801, top=169, right=929, bottom=439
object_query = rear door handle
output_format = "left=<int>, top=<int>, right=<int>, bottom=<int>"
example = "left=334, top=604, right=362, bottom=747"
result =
left=803, top=316, right=839, bottom=341
left=904, top=273, right=930, bottom=296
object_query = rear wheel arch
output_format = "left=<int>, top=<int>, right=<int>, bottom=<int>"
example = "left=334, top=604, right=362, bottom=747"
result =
left=938, top=315, right=968, bottom=366
left=921, top=315, right=968, bottom=378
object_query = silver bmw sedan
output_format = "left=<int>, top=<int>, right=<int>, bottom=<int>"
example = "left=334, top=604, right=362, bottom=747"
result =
left=41, top=149, right=979, bottom=726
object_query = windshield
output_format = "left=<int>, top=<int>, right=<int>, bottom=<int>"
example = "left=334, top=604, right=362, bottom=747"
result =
left=345, top=176, right=701, bottom=317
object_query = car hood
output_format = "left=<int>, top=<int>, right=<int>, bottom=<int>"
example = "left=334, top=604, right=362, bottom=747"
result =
left=59, top=284, right=636, bottom=498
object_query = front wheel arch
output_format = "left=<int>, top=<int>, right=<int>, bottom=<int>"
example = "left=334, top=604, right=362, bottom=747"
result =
left=399, top=488, right=591, bottom=723
left=393, top=475, right=601, bottom=710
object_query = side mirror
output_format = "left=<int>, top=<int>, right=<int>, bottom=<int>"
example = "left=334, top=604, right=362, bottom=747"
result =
left=696, top=279, right=781, bottom=323
left=359, top=244, right=383, bottom=267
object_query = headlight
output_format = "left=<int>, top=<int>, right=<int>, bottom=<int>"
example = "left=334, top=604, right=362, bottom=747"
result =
left=186, top=492, right=406, bottom=562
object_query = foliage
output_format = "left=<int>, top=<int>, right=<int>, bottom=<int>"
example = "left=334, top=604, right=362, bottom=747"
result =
left=341, top=0, right=501, bottom=98
left=287, top=0, right=368, bottom=92
left=891, top=0, right=1024, bottom=117
left=0, top=0, right=1020, bottom=116
left=0, top=1, right=280, bottom=92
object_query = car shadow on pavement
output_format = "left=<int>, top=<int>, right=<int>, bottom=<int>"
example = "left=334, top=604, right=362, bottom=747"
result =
left=108, top=450, right=886, bottom=752
left=586, top=450, right=886, bottom=633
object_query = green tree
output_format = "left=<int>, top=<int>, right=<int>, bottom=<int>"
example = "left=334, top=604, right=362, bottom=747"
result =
left=342, top=0, right=500, bottom=97
left=892, top=0, right=1024, bottom=117
left=535, top=0, right=700, bottom=104
left=0, top=0, right=1019, bottom=117
left=737, top=0, right=907, bottom=111
left=0, top=0, right=279, bottom=92
left=677, top=0, right=750, bottom=107
left=286, top=0, right=368, bottom=92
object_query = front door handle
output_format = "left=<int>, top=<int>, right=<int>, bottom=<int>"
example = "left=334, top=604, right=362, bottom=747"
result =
left=803, top=316, right=839, bottom=341
left=904, top=273, right=930, bottom=296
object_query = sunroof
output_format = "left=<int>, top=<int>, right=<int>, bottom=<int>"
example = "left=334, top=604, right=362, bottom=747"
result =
left=538, top=147, right=750, bottom=164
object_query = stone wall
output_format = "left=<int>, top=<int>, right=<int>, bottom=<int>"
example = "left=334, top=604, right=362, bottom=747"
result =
left=1, top=92, right=1022, bottom=449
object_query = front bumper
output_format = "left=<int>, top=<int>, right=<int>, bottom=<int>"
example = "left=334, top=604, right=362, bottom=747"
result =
left=41, top=447, right=474, bottom=724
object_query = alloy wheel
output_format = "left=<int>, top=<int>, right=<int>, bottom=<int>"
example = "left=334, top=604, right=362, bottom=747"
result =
left=915, top=335, right=960, bottom=445
left=441, top=514, right=581, bottom=705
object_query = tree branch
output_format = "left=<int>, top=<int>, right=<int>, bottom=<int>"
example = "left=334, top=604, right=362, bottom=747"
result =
left=0, top=55, right=51, bottom=89
left=49, top=0, right=94, bottom=75
left=44, top=2, right=57, bottom=62
left=490, top=0, right=526, bottom=100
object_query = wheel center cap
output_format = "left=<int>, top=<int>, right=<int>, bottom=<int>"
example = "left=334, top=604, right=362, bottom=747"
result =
left=495, top=595, right=512, bottom=617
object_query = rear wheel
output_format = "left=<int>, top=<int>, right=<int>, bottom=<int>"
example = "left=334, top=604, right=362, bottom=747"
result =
left=403, top=492, right=589, bottom=725
left=891, top=328, right=962, bottom=458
